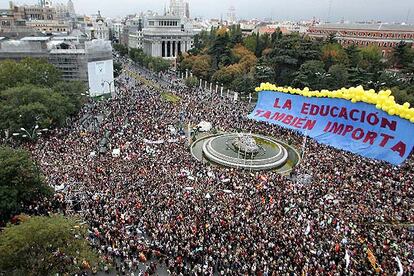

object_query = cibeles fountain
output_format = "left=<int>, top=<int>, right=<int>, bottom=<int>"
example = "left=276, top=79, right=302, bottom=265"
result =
left=191, top=132, right=300, bottom=173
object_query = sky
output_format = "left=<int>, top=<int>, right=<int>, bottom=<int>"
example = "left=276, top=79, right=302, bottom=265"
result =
left=2, top=0, right=414, bottom=23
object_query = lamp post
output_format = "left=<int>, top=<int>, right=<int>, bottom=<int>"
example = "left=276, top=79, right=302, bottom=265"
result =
left=101, top=80, right=115, bottom=97
left=13, top=125, right=48, bottom=141
left=367, top=81, right=386, bottom=91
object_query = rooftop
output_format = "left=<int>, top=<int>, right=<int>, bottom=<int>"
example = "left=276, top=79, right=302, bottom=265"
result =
left=21, top=36, right=50, bottom=41
left=313, top=23, right=414, bottom=32
left=50, top=49, right=85, bottom=54
left=147, top=15, right=181, bottom=20
left=51, top=36, right=79, bottom=41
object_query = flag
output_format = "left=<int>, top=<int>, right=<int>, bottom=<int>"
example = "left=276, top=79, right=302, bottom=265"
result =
left=395, top=256, right=403, bottom=276
left=304, top=221, right=311, bottom=235
left=345, top=249, right=350, bottom=269
left=367, top=248, right=381, bottom=273
left=301, top=130, right=308, bottom=158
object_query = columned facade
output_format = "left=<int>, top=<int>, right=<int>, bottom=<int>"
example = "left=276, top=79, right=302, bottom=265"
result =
left=142, top=15, right=195, bottom=59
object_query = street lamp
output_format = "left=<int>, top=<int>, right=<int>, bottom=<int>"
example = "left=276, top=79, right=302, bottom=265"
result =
left=101, top=80, right=116, bottom=97
left=315, top=72, right=331, bottom=78
left=13, top=126, right=48, bottom=140
left=367, top=81, right=386, bottom=90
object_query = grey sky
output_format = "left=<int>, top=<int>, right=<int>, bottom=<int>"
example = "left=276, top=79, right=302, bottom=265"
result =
left=3, top=0, right=414, bottom=23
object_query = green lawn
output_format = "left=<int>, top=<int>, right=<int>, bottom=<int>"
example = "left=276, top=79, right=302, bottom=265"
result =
left=161, top=92, right=181, bottom=104
left=126, top=70, right=180, bottom=104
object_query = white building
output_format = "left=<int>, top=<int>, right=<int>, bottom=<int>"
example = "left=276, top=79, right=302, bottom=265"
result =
left=169, top=0, right=189, bottom=19
left=84, top=12, right=110, bottom=40
left=111, top=22, right=124, bottom=40
left=126, top=15, right=145, bottom=48
left=142, top=15, right=195, bottom=59
left=67, top=0, right=75, bottom=17
left=227, top=6, right=236, bottom=23
left=85, top=39, right=114, bottom=96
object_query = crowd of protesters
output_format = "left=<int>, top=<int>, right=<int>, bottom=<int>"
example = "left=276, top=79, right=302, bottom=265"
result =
left=25, top=58, right=414, bottom=275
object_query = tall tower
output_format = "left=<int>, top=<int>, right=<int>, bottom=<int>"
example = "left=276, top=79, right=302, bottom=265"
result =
left=227, top=6, right=236, bottom=23
left=67, top=0, right=75, bottom=16
left=39, top=0, right=46, bottom=7
left=169, top=0, right=188, bottom=18
left=185, top=2, right=190, bottom=19
left=44, top=0, right=53, bottom=8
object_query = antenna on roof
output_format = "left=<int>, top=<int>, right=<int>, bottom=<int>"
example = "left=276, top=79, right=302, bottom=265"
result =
left=327, top=0, right=333, bottom=23
left=406, top=8, right=411, bottom=24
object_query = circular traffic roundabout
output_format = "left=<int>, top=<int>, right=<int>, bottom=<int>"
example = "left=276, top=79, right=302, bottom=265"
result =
left=190, top=132, right=300, bottom=174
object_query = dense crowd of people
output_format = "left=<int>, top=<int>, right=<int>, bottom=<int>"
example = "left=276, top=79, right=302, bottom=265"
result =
left=26, top=59, right=413, bottom=275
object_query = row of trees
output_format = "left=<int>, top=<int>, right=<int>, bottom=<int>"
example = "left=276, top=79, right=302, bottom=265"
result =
left=179, top=26, right=414, bottom=105
left=0, top=58, right=87, bottom=139
left=0, top=146, right=99, bottom=275
left=114, top=43, right=171, bottom=73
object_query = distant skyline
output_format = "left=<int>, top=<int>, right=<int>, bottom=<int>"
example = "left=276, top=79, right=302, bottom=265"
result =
left=2, top=0, right=414, bottom=23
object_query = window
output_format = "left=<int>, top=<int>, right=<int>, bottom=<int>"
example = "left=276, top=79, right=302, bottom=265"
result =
left=149, top=21, right=154, bottom=26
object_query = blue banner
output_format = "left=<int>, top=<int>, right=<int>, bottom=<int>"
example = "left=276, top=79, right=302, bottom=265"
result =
left=248, top=91, right=414, bottom=165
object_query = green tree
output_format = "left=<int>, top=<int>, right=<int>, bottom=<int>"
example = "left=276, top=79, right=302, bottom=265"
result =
left=345, top=44, right=362, bottom=68
left=391, top=86, right=414, bottom=106
left=359, top=45, right=383, bottom=72
left=327, top=64, right=349, bottom=89
left=243, top=34, right=257, bottom=53
left=20, top=58, right=61, bottom=88
left=255, top=32, right=263, bottom=57
left=113, top=61, right=122, bottom=78
left=185, top=76, right=199, bottom=88
left=267, top=34, right=321, bottom=85
left=0, top=85, right=73, bottom=133
left=0, top=215, right=100, bottom=275
left=212, top=64, right=243, bottom=86
left=209, top=29, right=231, bottom=69
left=321, top=43, right=349, bottom=69
left=0, top=58, right=60, bottom=90
left=392, top=41, right=414, bottom=69
left=113, top=43, right=128, bottom=56
left=53, top=81, right=87, bottom=114
left=0, top=147, right=52, bottom=223
left=255, top=59, right=275, bottom=83
left=229, top=24, right=243, bottom=46
left=292, top=60, right=326, bottom=90
left=0, top=60, right=25, bottom=91
left=271, top=28, right=283, bottom=45
left=149, top=57, right=170, bottom=73
left=230, top=75, right=256, bottom=95
left=191, top=55, right=212, bottom=79
left=348, top=67, right=372, bottom=87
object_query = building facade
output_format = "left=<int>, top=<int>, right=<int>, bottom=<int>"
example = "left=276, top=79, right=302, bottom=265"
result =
left=142, top=15, right=195, bottom=59
left=0, top=36, right=114, bottom=96
left=1, top=1, right=76, bottom=37
left=26, top=20, right=71, bottom=33
left=84, top=12, right=110, bottom=40
left=307, top=23, right=414, bottom=57
left=169, top=0, right=189, bottom=19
